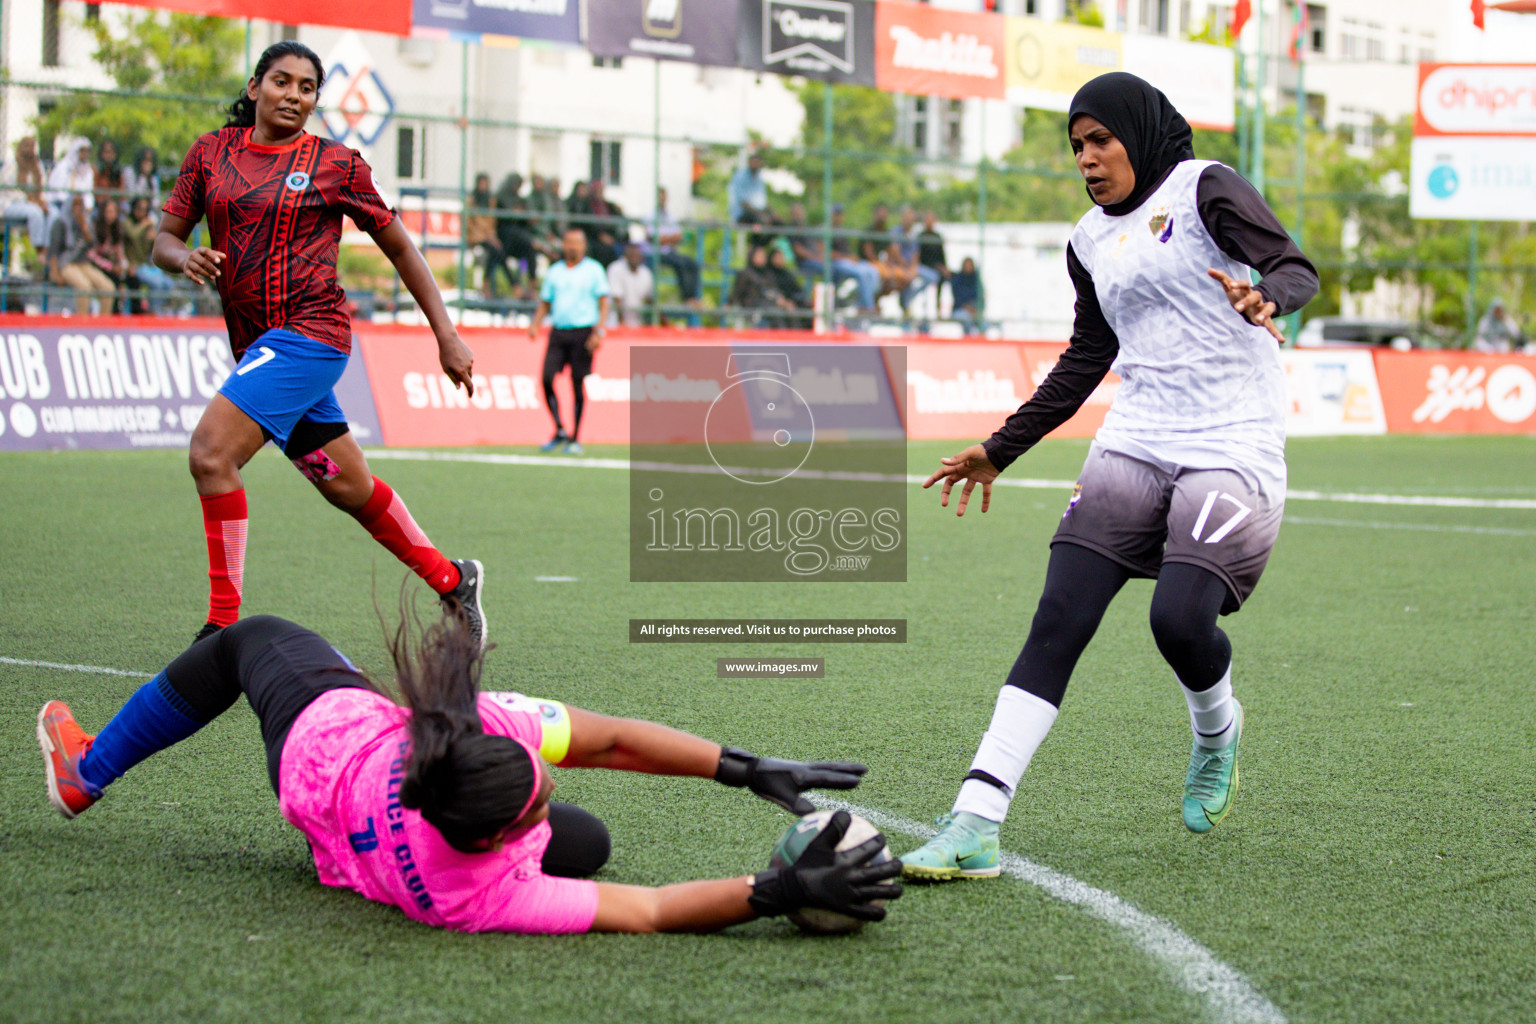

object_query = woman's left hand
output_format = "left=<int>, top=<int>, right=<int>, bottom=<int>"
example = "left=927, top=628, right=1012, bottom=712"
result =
left=586, top=327, right=605, bottom=353
left=1208, top=268, right=1285, bottom=344
left=437, top=333, right=476, bottom=396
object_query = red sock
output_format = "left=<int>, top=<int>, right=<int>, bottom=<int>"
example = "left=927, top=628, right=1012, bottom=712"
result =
left=353, top=477, right=460, bottom=594
left=200, top=489, right=247, bottom=627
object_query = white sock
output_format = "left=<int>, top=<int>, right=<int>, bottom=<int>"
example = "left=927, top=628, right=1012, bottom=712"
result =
left=951, top=686, right=1059, bottom=824
left=1183, top=666, right=1235, bottom=749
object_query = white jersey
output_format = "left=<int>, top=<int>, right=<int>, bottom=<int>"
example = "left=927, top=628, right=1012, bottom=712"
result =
left=1069, top=160, right=1286, bottom=487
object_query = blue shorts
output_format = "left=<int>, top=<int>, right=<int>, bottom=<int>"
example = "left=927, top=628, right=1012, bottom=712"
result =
left=219, top=329, right=349, bottom=455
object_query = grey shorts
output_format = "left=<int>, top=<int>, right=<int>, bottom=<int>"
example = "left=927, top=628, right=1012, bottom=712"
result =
left=1052, top=445, right=1284, bottom=614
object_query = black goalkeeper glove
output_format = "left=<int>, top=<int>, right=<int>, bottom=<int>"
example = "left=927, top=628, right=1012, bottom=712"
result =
left=747, top=810, right=904, bottom=921
left=715, top=747, right=867, bottom=815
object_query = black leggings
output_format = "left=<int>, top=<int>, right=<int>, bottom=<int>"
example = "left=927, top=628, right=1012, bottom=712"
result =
left=1005, top=543, right=1233, bottom=707
left=163, top=615, right=611, bottom=878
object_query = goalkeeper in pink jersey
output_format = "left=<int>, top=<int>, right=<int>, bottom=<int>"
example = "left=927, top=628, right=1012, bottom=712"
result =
left=37, top=615, right=899, bottom=934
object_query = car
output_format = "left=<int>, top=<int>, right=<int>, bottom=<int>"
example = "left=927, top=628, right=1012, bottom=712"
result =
left=1295, top=317, right=1419, bottom=351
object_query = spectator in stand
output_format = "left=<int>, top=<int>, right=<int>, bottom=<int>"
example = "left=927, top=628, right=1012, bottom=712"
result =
left=525, top=173, right=560, bottom=258
left=495, top=172, right=539, bottom=285
left=94, top=139, right=124, bottom=205
left=730, top=245, right=796, bottom=326
left=787, top=202, right=878, bottom=314
left=122, top=147, right=160, bottom=204
left=124, top=195, right=174, bottom=313
left=767, top=248, right=810, bottom=328
left=646, top=187, right=701, bottom=305
left=48, top=194, right=114, bottom=315
left=47, top=138, right=96, bottom=214
left=581, top=179, right=624, bottom=267
left=950, top=256, right=983, bottom=335
left=728, top=147, right=778, bottom=250
left=565, top=180, right=589, bottom=221
left=728, top=148, right=769, bottom=226
left=860, top=204, right=912, bottom=303
left=916, top=209, right=950, bottom=303
left=891, top=205, right=940, bottom=315
left=2, top=135, right=49, bottom=255
left=90, top=197, right=131, bottom=312
left=543, top=176, right=568, bottom=237
left=827, top=204, right=880, bottom=313
left=607, top=242, right=654, bottom=327
left=466, top=173, right=512, bottom=299
left=1473, top=298, right=1524, bottom=354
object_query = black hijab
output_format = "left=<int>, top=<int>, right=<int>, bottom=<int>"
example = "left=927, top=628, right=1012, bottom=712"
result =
left=1067, top=72, right=1194, bottom=216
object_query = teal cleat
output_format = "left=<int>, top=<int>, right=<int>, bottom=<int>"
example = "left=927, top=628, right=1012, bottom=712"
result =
left=900, top=812, right=1001, bottom=880
left=1183, top=699, right=1243, bottom=834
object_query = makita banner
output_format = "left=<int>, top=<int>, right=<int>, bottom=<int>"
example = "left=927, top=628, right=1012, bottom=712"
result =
left=586, top=0, right=740, bottom=67
left=874, top=0, right=1005, bottom=101
left=0, top=320, right=380, bottom=452
left=411, top=0, right=581, bottom=43
left=737, top=0, right=876, bottom=85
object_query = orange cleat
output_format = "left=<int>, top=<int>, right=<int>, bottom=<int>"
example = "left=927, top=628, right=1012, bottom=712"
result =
left=37, top=701, right=101, bottom=819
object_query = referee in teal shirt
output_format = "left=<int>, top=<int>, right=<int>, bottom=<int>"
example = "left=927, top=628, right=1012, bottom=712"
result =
left=529, top=228, right=611, bottom=455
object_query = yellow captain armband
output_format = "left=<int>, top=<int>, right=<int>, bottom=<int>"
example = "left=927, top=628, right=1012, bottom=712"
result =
left=483, top=692, right=572, bottom=764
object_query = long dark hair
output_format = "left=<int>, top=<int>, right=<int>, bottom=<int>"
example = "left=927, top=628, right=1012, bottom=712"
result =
left=226, top=41, right=326, bottom=129
left=390, top=603, right=536, bottom=854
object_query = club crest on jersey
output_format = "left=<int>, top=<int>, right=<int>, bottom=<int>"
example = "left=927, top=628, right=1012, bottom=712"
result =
left=285, top=172, right=311, bottom=191
left=1148, top=207, right=1173, bottom=242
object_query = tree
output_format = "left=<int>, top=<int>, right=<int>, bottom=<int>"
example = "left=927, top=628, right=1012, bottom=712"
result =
left=782, top=80, right=925, bottom=225
left=32, top=11, right=244, bottom=167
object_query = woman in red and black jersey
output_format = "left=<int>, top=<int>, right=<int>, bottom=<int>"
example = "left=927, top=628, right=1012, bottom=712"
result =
left=153, top=42, right=488, bottom=649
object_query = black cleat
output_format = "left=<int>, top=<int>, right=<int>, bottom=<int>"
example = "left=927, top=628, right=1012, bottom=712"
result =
left=193, top=621, right=225, bottom=645
left=441, top=559, right=488, bottom=652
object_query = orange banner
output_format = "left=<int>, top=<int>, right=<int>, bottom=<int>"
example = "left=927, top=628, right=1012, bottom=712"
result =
left=1374, top=350, right=1536, bottom=433
left=875, top=1, right=1006, bottom=101
left=104, top=0, right=412, bottom=36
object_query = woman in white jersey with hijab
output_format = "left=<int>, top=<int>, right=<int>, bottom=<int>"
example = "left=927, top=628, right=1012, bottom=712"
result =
left=904, top=72, right=1317, bottom=879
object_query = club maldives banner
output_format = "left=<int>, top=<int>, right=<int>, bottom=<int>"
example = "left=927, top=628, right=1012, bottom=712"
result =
left=585, top=0, right=741, bottom=66
left=737, top=0, right=876, bottom=85
left=10, top=319, right=1527, bottom=450
left=411, top=0, right=581, bottom=42
left=0, top=320, right=380, bottom=452
left=875, top=1, right=1005, bottom=101
left=105, top=0, right=412, bottom=35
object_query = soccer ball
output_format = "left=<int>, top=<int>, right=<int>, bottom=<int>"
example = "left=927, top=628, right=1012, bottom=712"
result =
left=769, top=809, right=894, bottom=935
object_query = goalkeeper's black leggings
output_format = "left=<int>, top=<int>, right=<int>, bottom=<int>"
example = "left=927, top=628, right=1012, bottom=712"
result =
left=162, top=615, right=609, bottom=878
left=1004, top=543, right=1234, bottom=708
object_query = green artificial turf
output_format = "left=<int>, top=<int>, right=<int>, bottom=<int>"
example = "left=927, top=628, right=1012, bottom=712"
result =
left=1, top=436, right=1532, bottom=1023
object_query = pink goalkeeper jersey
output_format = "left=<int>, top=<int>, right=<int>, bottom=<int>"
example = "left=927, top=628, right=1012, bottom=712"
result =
left=277, top=688, right=599, bottom=934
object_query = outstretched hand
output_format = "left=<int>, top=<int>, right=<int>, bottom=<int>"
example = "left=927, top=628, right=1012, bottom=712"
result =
left=923, top=444, right=1000, bottom=516
left=716, top=748, right=867, bottom=815
left=1208, top=268, right=1285, bottom=344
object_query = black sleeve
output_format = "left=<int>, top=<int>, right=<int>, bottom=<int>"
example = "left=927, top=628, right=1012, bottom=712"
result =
left=980, top=243, right=1118, bottom=473
left=1196, top=164, right=1319, bottom=316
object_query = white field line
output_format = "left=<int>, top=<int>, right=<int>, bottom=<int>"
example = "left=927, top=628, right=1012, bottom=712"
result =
left=364, top=449, right=1536, bottom=511
left=0, top=656, right=146, bottom=677
left=818, top=796, right=1287, bottom=1024
left=1284, top=516, right=1536, bottom=537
